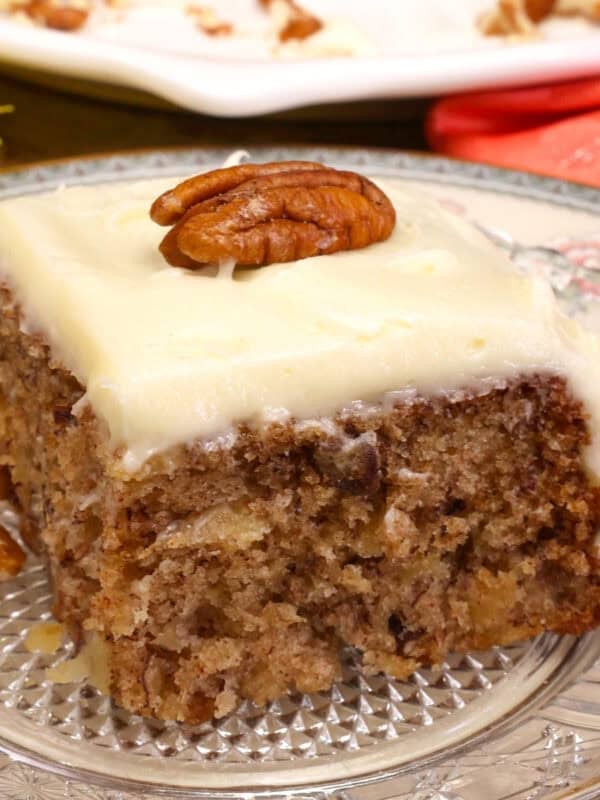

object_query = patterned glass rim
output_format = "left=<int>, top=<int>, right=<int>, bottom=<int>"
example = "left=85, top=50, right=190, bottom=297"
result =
left=1, top=632, right=598, bottom=796
left=0, top=146, right=598, bottom=207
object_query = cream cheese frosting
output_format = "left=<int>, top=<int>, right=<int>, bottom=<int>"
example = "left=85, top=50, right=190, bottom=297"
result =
left=1, top=175, right=600, bottom=472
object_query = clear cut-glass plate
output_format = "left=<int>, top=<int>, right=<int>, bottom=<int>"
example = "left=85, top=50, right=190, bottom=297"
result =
left=1, top=147, right=600, bottom=800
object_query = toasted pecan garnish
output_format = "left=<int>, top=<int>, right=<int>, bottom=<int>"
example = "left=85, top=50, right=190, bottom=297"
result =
left=19, top=0, right=89, bottom=30
left=150, top=161, right=396, bottom=269
left=0, top=525, right=25, bottom=580
left=259, top=0, right=322, bottom=41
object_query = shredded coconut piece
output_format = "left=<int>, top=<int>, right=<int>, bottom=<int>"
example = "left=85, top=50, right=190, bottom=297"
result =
left=217, top=258, right=236, bottom=281
left=221, top=150, right=250, bottom=169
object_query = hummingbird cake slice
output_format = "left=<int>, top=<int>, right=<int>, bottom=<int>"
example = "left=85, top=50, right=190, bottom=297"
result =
left=0, top=160, right=599, bottom=723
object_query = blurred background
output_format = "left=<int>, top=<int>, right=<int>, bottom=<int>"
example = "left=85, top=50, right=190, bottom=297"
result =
left=1, top=0, right=599, bottom=182
left=0, top=77, right=430, bottom=165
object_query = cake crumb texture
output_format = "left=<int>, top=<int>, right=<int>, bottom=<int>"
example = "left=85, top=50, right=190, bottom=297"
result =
left=1, top=286, right=599, bottom=723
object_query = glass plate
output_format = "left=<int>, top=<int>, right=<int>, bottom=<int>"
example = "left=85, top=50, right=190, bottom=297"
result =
left=1, top=147, right=600, bottom=800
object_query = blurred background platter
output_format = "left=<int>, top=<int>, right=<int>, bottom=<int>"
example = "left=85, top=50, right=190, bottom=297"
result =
left=0, top=0, right=599, bottom=116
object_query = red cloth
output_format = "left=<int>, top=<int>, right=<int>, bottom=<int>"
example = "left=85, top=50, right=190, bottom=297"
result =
left=426, top=77, right=600, bottom=187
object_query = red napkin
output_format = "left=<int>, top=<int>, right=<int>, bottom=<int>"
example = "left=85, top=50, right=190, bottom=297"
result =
left=426, top=77, right=600, bottom=187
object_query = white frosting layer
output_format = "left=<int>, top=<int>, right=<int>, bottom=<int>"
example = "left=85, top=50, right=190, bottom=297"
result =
left=1, top=176, right=600, bottom=472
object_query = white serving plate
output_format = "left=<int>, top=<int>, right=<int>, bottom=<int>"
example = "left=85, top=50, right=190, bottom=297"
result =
left=0, top=0, right=599, bottom=115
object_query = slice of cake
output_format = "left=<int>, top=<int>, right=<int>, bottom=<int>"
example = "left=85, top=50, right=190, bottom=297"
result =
left=1, top=159, right=599, bottom=723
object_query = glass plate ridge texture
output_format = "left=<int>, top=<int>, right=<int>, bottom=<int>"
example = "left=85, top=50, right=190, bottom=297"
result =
left=0, top=148, right=599, bottom=800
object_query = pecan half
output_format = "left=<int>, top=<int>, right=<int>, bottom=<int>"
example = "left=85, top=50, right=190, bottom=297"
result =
left=19, top=0, right=89, bottom=30
left=151, top=161, right=396, bottom=269
left=0, top=525, right=25, bottom=580
left=259, top=0, right=322, bottom=41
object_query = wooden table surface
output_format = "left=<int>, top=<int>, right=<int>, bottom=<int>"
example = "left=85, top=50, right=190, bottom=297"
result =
left=0, top=70, right=430, bottom=168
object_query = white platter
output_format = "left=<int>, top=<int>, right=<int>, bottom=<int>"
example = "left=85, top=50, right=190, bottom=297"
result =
left=0, top=0, right=600, bottom=115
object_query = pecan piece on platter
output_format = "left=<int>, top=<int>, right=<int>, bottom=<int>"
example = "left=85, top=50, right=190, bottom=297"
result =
left=259, top=0, right=322, bottom=42
left=19, top=0, right=89, bottom=30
